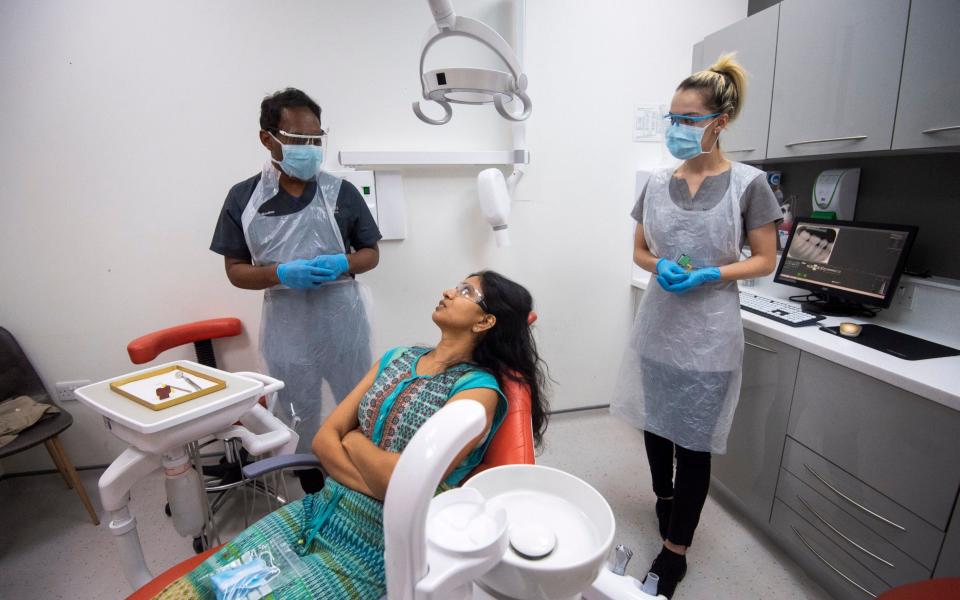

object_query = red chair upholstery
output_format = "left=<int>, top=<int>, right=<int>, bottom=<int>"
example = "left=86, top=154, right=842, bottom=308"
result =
left=468, top=376, right=535, bottom=477
left=127, top=318, right=242, bottom=365
left=126, top=546, right=221, bottom=600
left=876, top=578, right=960, bottom=600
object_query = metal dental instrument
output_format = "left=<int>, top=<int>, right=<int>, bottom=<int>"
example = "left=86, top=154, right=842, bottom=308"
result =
left=176, top=370, right=202, bottom=391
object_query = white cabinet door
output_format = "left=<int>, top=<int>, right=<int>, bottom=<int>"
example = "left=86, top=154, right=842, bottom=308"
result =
left=702, top=4, right=779, bottom=162
left=892, top=0, right=960, bottom=150
left=767, top=0, right=910, bottom=159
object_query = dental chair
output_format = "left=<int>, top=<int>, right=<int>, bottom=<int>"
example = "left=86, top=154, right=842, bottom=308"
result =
left=124, top=366, right=537, bottom=600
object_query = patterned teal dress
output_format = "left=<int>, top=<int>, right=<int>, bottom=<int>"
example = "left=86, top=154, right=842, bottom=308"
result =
left=155, top=346, right=507, bottom=600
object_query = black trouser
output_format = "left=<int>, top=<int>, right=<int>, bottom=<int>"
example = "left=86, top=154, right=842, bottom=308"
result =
left=644, top=430, right=711, bottom=547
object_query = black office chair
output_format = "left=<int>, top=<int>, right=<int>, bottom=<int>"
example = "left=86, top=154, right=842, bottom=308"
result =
left=0, top=326, right=99, bottom=525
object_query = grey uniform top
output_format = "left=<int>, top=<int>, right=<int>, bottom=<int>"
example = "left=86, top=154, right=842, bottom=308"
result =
left=631, top=169, right=782, bottom=248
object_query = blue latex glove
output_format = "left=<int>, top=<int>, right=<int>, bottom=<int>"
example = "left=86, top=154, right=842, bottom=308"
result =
left=311, top=253, right=349, bottom=279
left=655, top=258, right=690, bottom=291
left=276, top=259, right=334, bottom=289
left=659, top=266, right=722, bottom=294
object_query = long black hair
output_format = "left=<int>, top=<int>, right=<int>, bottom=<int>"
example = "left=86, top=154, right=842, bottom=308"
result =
left=469, top=271, right=549, bottom=447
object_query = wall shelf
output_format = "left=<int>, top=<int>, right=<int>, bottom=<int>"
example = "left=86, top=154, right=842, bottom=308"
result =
left=338, top=149, right=529, bottom=167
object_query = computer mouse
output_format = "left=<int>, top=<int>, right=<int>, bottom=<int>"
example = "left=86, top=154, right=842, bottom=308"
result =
left=839, top=322, right=862, bottom=337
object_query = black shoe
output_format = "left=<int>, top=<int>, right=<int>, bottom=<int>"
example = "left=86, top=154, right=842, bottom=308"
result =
left=655, top=498, right=673, bottom=541
left=645, top=546, right=687, bottom=599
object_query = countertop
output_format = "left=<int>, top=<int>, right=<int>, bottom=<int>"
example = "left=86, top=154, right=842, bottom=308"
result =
left=630, top=267, right=960, bottom=412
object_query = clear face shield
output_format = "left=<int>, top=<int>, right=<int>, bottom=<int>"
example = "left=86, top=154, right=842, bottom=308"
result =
left=268, top=128, right=328, bottom=148
left=265, top=129, right=329, bottom=179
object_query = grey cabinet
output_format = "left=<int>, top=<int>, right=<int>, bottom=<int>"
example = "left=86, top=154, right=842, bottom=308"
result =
left=780, top=438, right=943, bottom=571
left=771, top=499, right=889, bottom=600
left=892, top=0, right=960, bottom=150
left=766, top=0, right=910, bottom=158
left=711, top=330, right=799, bottom=523
left=701, top=4, right=779, bottom=162
left=936, top=495, right=960, bottom=578
left=691, top=41, right=704, bottom=73
left=776, top=468, right=931, bottom=588
left=788, top=353, right=960, bottom=529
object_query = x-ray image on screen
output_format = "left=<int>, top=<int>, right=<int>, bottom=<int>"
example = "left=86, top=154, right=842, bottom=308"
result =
left=787, top=226, right=839, bottom=264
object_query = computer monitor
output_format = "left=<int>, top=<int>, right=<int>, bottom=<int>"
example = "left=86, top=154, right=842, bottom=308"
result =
left=774, top=218, right=918, bottom=317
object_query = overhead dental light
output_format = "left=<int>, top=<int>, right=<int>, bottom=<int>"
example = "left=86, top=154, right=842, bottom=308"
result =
left=413, top=0, right=532, bottom=125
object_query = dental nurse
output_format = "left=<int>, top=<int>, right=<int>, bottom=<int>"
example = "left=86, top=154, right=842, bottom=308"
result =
left=611, top=54, right=781, bottom=598
left=210, top=88, right=381, bottom=494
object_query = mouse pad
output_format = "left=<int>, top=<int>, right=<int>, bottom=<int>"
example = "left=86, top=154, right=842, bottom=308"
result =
left=822, top=324, right=960, bottom=360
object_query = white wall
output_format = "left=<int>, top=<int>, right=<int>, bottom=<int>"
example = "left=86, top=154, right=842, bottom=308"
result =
left=0, top=0, right=747, bottom=472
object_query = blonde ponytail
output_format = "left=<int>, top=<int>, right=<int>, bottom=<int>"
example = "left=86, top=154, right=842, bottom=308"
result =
left=678, top=52, right=748, bottom=121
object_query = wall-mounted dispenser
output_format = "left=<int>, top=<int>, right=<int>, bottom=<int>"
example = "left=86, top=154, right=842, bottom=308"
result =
left=812, top=168, right=860, bottom=220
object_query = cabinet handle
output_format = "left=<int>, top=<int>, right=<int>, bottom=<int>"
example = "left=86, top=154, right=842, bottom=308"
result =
left=796, top=495, right=895, bottom=568
left=922, top=125, right=960, bottom=134
left=785, top=135, right=868, bottom=147
left=791, top=526, right=877, bottom=598
left=745, top=340, right=777, bottom=354
left=804, top=464, right=906, bottom=531
left=725, top=148, right=757, bottom=153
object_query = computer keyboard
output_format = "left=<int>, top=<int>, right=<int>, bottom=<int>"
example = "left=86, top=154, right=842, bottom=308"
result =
left=738, top=291, right=825, bottom=327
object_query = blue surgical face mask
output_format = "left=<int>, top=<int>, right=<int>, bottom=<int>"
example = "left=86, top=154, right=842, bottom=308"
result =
left=211, top=557, right=277, bottom=600
left=664, top=115, right=721, bottom=160
left=269, top=133, right=323, bottom=180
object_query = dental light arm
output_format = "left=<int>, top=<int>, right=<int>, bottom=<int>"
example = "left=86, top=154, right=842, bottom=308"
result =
left=428, top=0, right=456, bottom=29
left=414, top=0, right=532, bottom=125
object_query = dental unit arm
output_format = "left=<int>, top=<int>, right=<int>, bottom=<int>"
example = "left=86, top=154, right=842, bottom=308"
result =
left=383, top=400, right=663, bottom=599
left=413, top=0, right=532, bottom=125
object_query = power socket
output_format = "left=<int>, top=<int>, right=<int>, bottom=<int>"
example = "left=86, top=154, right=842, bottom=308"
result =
left=55, top=379, right=91, bottom=402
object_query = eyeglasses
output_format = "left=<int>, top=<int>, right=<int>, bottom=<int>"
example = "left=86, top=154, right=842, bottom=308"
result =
left=663, top=112, right=720, bottom=126
left=268, top=128, right=328, bottom=147
left=455, top=282, right=487, bottom=311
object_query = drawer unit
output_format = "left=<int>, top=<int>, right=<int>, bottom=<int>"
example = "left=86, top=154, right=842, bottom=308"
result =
left=771, top=499, right=889, bottom=599
left=777, top=468, right=931, bottom=587
left=788, top=353, right=960, bottom=528
left=781, top=438, right=944, bottom=569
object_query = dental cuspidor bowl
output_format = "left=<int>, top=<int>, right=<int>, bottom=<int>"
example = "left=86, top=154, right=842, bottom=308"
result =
left=464, top=464, right=615, bottom=599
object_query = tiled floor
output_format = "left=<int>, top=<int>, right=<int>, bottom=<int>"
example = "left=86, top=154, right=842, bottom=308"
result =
left=0, top=410, right=831, bottom=599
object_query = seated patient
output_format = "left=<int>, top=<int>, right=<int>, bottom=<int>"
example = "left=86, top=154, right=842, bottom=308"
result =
left=155, top=270, right=549, bottom=600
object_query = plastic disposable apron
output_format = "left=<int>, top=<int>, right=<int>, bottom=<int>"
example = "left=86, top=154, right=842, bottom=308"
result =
left=611, top=162, right=762, bottom=453
left=242, top=162, right=372, bottom=453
